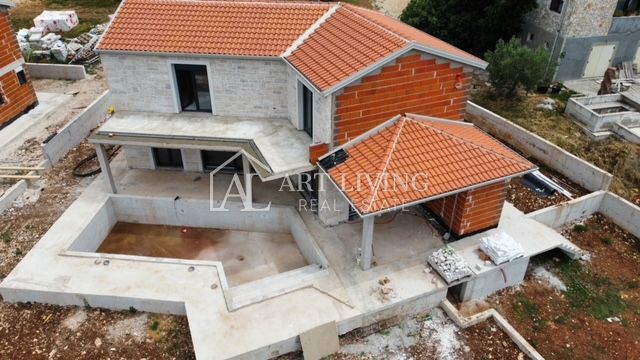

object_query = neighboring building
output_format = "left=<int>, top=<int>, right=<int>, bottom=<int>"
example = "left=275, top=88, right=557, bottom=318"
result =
left=92, top=0, right=535, bottom=270
left=522, top=0, right=640, bottom=81
left=0, top=0, right=37, bottom=129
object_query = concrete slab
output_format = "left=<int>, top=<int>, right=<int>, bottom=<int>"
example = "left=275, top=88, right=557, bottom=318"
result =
left=300, top=321, right=339, bottom=360
left=98, top=222, right=308, bottom=286
left=97, top=111, right=313, bottom=175
left=0, top=92, right=73, bottom=160
left=0, top=154, right=583, bottom=359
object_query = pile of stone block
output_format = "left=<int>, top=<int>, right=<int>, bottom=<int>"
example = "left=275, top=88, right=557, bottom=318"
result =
left=15, top=11, right=107, bottom=64
left=428, top=246, right=473, bottom=284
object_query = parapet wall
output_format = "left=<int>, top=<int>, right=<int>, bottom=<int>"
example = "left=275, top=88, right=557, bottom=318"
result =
left=466, top=102, right=613, bottom=192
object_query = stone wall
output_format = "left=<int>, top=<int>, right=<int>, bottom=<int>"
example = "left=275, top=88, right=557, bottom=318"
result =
left=101, top=53, right=289, bottom=118
left=562, top=0, right=617, bottom=38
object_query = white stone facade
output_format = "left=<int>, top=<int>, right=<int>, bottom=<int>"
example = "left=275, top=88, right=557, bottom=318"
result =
left=525, top=0, right=618, bottom=38
left=101, top=53, right=289, bottom=117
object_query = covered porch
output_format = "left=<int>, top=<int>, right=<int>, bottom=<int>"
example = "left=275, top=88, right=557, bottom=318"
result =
left=89, top=111, right=315, bottom=194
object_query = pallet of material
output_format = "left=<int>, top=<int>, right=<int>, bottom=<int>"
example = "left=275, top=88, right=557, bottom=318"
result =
left=428, top=246, right=473, bottom=284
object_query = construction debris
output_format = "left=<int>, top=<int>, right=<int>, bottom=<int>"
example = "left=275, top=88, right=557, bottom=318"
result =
left=34, top=11, right=79, bottom=34
left=16, top=13, right=107, bottom=65
left=428, top=247, right=472, bottom=284
left=371, top=277, right=396, bottom=302
left=479, top=231, right=524, bottom=265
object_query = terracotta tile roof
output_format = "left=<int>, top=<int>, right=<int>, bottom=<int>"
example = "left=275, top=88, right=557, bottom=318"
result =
left=98, top=0, right=331, bottom=56
left=321, top=115, right=536, bottom=215
left=286, top=6, right=406, bottom=91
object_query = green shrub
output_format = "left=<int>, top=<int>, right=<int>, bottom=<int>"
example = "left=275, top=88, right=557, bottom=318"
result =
left=485, top=38, right=550, bottom=97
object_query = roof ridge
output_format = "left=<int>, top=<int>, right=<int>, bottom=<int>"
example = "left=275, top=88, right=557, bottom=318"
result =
left=406, top=117, right=532, bottom=169
left=282, top=4, right=339, bottom=57
left=340, top=4, right=409, bottom=45
left=129, top=0, right=333, bottom=6
left=365, top=117, right=406, bottom=212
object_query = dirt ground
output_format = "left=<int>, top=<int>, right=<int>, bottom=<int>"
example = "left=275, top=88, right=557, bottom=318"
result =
left=472, top=91, right=640, bottom=206
left=481, top=214, right=640, bottom=359
left=507, top=166, right=589, bottom=214
left=280, top=309, right=528, bottom=360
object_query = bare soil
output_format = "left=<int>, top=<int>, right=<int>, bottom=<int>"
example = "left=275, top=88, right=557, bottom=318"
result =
left=484, top=214, right=640, bottom=359
left=507, top=166, right=589, bottom=214
left=472, top=91, right=640, bottom=206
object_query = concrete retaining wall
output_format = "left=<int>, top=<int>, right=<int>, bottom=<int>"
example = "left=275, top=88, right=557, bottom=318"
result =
left=466, top=102, right=613, bottom=192
left=528, top=190, right=640, bottom=238
left=458, top=257, right=529, bottom=302
left=565, top=94, right=640, bottom=132
left=42, top=90, right=111, bottom=165
left=68, top=199, right=116, bottom=252
left=25, top=63, right=86, bottom=80
left=0, top=180, right=27, bottom=214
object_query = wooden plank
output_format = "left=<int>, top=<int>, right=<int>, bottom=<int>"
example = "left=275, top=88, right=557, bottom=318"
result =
left=0, top=175, right=41, bottom=180
left=0, top=166, right=46, bottom=171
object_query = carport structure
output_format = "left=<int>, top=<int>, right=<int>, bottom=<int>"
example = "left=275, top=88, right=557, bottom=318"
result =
left=319, top=114, right=537, bottom=269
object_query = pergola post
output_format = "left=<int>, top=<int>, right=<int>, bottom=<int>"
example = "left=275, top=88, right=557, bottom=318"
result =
left=360, top=216, right=374, bottom=270
left=95, top=144, right=117, bottom=194
left=242, top=154, right=252, bottom=206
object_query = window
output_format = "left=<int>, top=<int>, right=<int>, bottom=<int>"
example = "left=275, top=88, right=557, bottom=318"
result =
left=0, top=93, right=4, bottom=106
left=301, top=84, right=313, bottom=138
left=549, top=0, right=564, bottom=13
left=16, top=69, right=27, bottom=85
left=173, top=64, right=212, bottom=112
left=201, top=151, right=243, bottom=173
left=527, top=33, right=535, bottom=42
left=153, top=148, right=183, bottom=169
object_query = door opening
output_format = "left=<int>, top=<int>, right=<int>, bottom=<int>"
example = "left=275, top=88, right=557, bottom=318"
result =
left=153, top=148, right=184, bottom=169
left=302, top=85, right=313, bottom=138
left=174, top=64, right=212, bottom=112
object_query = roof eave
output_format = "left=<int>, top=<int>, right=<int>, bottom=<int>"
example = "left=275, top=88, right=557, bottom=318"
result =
left=96, top=48, right=282, bottom=61
left=356, top=167, right=537, bottom=218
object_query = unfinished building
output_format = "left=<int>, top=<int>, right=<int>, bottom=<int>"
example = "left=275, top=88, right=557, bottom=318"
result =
left=1, top=1, right=586, bottom=358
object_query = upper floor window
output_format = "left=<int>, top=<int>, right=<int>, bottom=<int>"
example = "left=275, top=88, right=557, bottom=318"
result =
left=550, top=0, right=564, bottom=13
left=0, top=92, right=4, bottom=106
left=16, top=69, right=28, bottom=85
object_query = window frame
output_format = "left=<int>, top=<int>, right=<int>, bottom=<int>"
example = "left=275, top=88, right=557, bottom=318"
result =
left=549, top=0, right=564, bottom=13
left=15, top=69, right=28, bottom=85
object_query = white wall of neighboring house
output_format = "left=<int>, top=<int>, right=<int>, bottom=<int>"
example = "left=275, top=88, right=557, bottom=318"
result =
left=101, top=53, right=290, bottom=118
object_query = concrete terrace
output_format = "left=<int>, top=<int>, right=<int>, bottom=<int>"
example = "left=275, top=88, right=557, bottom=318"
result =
left=0, top=154, right=580, bottom=359
left=94, top=111, right=314, bottom=176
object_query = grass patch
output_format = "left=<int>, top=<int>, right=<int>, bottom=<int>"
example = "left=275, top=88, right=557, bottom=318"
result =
left=573, top=223, right=588, bottom=233
left=150, top=320, right=160, bottom=331
left=1, top=232, right=11, bottom=244
left=601, top=237, right=613, bottom=246
left=556, top=261, right=627, bottom=320
left=512, top=294, right=546, bottom=331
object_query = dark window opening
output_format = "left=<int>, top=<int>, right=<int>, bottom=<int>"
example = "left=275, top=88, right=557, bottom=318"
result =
left=0, top=92, right=4, bottom=106
left=201, top=151, right=243, bottom=174
left=617, top=0, right=639, bottom=14
left=549, top=0, right=564, bottom=13
left=153, top=148, right=183, bottom=169
left=16, top=70, right=27, bottom=85
left=174, top=64, right=212, bottom=112
left=302, top=85, right=313, bottom=138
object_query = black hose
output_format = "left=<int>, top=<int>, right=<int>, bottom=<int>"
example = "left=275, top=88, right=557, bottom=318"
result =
left=73, top=145, right=121, bottom=177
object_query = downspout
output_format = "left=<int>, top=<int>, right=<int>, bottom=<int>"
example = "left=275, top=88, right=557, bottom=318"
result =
left=546, top=0, right=570, bottom=78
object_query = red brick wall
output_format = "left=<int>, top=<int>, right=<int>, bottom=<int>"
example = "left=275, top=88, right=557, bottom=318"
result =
left=0, top=10, right=22, bottom=69
left=309, top=143, right=329, bottom=164
left=333, top=53, right=470, bottom=145
left=0, top=10, right=38, bottom=128
left=425, top=182, right=507, bottom=237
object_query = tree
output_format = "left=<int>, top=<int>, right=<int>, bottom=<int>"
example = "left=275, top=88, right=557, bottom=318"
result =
left=400, top=0, right=537, bottom=57
left=485, top=38, right=549, bottom=96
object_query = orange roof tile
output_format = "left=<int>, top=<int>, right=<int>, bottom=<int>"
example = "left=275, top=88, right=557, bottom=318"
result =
left=98, top=0, right=486, bottom=91
left=98, top=0, right=331, bottom=56
left=321, top=115, right=536, bottom=215
left=286, top=6, right=406, bottom=90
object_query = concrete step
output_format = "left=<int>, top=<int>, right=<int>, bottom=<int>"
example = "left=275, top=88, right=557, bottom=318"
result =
left=227, top=264, right=328, bottom=310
